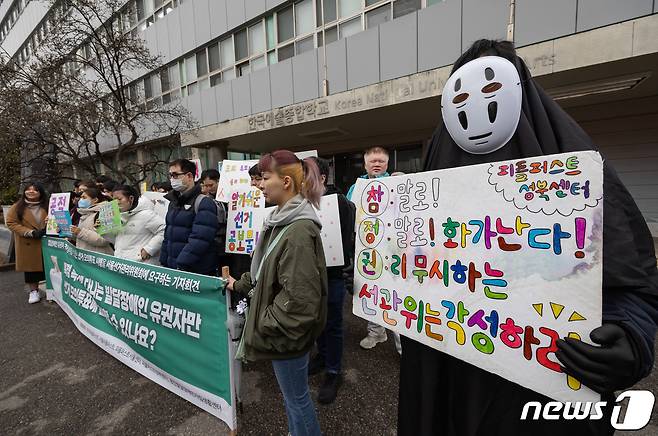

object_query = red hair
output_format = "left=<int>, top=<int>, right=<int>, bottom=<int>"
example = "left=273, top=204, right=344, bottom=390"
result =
left=259, top=150, right=323, bottom=208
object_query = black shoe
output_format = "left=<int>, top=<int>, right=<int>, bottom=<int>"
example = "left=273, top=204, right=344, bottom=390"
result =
left=308, top=354, right=325, bottom=375
left=318, top=373, right=342, bottom=404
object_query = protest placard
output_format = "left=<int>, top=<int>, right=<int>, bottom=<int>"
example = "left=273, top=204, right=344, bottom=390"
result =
left=53, top=210, right=73, bottom=237
left=225, top=185, right=266, bottom=255
left=191, top=158, right=202, bottom=182
left=96, top=200, right=123, bottom=235
left=216, top=160, right=258, bottom=203
left=351, top=151, right=604, bottom=403
left=46, top=193, right=71, bottom=236
left=42, top=237, right=236, bottom=429
left=141, top=192, right=169, bottom=220
left=315, top=194, right=344, bottom=267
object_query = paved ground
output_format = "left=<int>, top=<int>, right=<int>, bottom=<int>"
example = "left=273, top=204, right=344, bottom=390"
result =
left=0, top=270, right=400, bottom=435
left=0, top=269, right=656, bottom=435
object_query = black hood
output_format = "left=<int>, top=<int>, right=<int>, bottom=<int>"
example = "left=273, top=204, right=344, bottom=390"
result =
left=424, top=39, right=657, bottom=296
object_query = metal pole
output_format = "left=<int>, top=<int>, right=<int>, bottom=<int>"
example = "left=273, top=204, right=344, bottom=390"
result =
left=321, top=0, right=329, bottom=96
left=506, top=0, right=515, bottom=42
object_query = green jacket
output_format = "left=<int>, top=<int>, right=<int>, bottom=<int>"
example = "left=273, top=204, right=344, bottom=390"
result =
left=233, top=219, right=328, bottom=361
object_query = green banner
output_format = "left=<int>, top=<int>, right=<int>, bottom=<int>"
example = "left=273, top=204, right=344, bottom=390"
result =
left=42, top=237, right=236, bottom=429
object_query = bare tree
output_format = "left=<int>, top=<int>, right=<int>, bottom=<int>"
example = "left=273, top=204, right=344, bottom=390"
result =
left=0, top=0, right=197, bottom=190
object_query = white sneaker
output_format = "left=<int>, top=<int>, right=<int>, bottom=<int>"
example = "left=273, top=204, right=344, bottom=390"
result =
left=28, top=290, right=41, bottom=304
left=359, top=332, right=387, bottom=349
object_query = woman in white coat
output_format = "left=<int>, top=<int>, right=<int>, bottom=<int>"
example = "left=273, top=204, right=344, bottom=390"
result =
left=111, top=185, right=164, bottom=265
left=71, top=187, right=114, bottom=255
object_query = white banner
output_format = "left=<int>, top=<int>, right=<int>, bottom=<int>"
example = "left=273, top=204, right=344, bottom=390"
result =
left=351, top=151, right=604, bottom=403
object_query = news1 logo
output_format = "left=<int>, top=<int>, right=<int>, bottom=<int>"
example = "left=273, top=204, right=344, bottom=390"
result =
left=520, top=390, right=655, bottom=430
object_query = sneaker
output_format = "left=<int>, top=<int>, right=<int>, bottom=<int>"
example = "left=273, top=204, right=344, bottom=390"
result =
left=359, top=332, right=387, bottom=350
left=308, top=354, right=325, bottom=376
left=28, top=290, right=41, bottom=304
left=318, top=373, right=342, bottom=404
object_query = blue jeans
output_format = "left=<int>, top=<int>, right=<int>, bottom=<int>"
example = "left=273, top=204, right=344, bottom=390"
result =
left=317, top=277, right=346, bottom=374
left=272, top=353, right=322, bottom=436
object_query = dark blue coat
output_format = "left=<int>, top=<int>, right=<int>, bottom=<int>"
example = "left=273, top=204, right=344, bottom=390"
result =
left=159, top=185, right=218, bottom=275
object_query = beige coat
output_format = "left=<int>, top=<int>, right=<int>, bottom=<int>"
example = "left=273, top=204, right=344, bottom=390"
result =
left=75, top=202, right=114, bottom=255
left=5, top=203, right=48, bottom=272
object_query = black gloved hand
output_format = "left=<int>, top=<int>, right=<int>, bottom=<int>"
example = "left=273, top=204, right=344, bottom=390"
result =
left=33, top=228, right=46, bottom=239
left=556, top=323, right=638, bottom=394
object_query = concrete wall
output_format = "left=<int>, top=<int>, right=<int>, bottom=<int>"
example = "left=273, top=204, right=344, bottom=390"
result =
left=170, top=0, right=657, bottom=130
left=0, top=0, right=49, bottom=57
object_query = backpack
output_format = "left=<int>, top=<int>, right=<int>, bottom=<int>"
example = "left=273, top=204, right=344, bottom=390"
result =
left=193, top=194, right=227, bottom=258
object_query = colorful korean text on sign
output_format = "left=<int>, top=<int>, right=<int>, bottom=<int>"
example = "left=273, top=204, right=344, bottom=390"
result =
left=225, top=186, right=266, bottom=255
left=351, top=151, right=604, bottom=403
left=46, top=192, right=71, bottom=236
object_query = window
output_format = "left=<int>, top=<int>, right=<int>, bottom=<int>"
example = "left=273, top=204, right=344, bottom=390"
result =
left=265, top=15, right=276, bottom=50
left=136, top=0, right=145, bottom=21
left=393, top=0, right=421, bottom=18
left=160, top=68, right=171, bottom=92
left=296, top=35, right=314, bottom=54
left=316, top=0, right=337, bottom=24
left=208, top=42, right=220, bottom=72
left=220, top=37, right=234, bottom=68
left=366, top=4, right=390, bottom=28
left=339, top=16, right=361, bottom=39
left=210, top=73, right=222, bottom=87
left=248, top=21, right=265, bottom=56
left=366, top=0, right=384, bottom=5
left=338, top=0, right=360, bottom=18
left=184, top=54, right=196, bottom=83
left=251, top=55, right=266, bottom=72
left=234, top=29, right=248, bottom=61
left=268, top=51, right=277, bottom=65
left=277, top=6, right=294, bottom=43
left=223, top=67, right=236, bottom=81
left=196, top=50, right=208, bottom=77
left=278, top=44, right=294, bottom=61
left=295, top=0, right=314, bottom=36
left=318, top=26, right=338, bottom=46
left=169, top=63, right=180, bottom=88
left=237, top=61, right=250, bottom=76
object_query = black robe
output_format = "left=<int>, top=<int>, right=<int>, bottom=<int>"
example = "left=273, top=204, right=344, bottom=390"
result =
left=398, top=49, right=658, bottom=436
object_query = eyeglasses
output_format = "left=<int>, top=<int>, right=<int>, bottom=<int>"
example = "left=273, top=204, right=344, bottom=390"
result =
left=168, top=172, right=188, bottom=178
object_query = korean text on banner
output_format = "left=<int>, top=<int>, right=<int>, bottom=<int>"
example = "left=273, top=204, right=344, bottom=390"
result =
left=46, top=193, right=71, bottom=236
left=42, top=237, right=236, bottom=429
left=351, top=151, right=604, bottom=403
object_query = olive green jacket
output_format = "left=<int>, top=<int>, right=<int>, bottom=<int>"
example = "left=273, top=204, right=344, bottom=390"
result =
left=233, top=219, right=328, bottom=361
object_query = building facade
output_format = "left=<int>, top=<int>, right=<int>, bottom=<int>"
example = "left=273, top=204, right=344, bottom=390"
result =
left=2, top=0, right=657, bottom=237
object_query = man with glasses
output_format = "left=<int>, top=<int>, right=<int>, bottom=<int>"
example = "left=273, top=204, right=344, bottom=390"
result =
left=159, top=159, right=219, bottom=275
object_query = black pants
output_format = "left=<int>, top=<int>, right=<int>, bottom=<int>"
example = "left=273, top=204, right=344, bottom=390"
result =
left=24, top=271, right=45, bottom=284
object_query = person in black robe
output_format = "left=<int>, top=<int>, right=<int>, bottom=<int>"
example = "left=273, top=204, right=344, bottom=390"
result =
left=398, top=39, right=658, bottom=436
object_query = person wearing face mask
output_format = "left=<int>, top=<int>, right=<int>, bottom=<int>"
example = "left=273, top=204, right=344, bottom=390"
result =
left=159, top=159, right=219, bottom=275
left=110, top=185, right=164, bottom=265
left=70, top=187, right=114, bottom=255
left=398, top=39, right=658, bottom=436
left=226, top=150, right=327, bottom=436
left=6, top=183, right=49, bottom=304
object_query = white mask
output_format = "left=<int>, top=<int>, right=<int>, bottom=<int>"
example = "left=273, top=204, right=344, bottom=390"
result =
left=441, top=56, right=522, bottom=154
left=170, top=178, right=186, bottom=192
